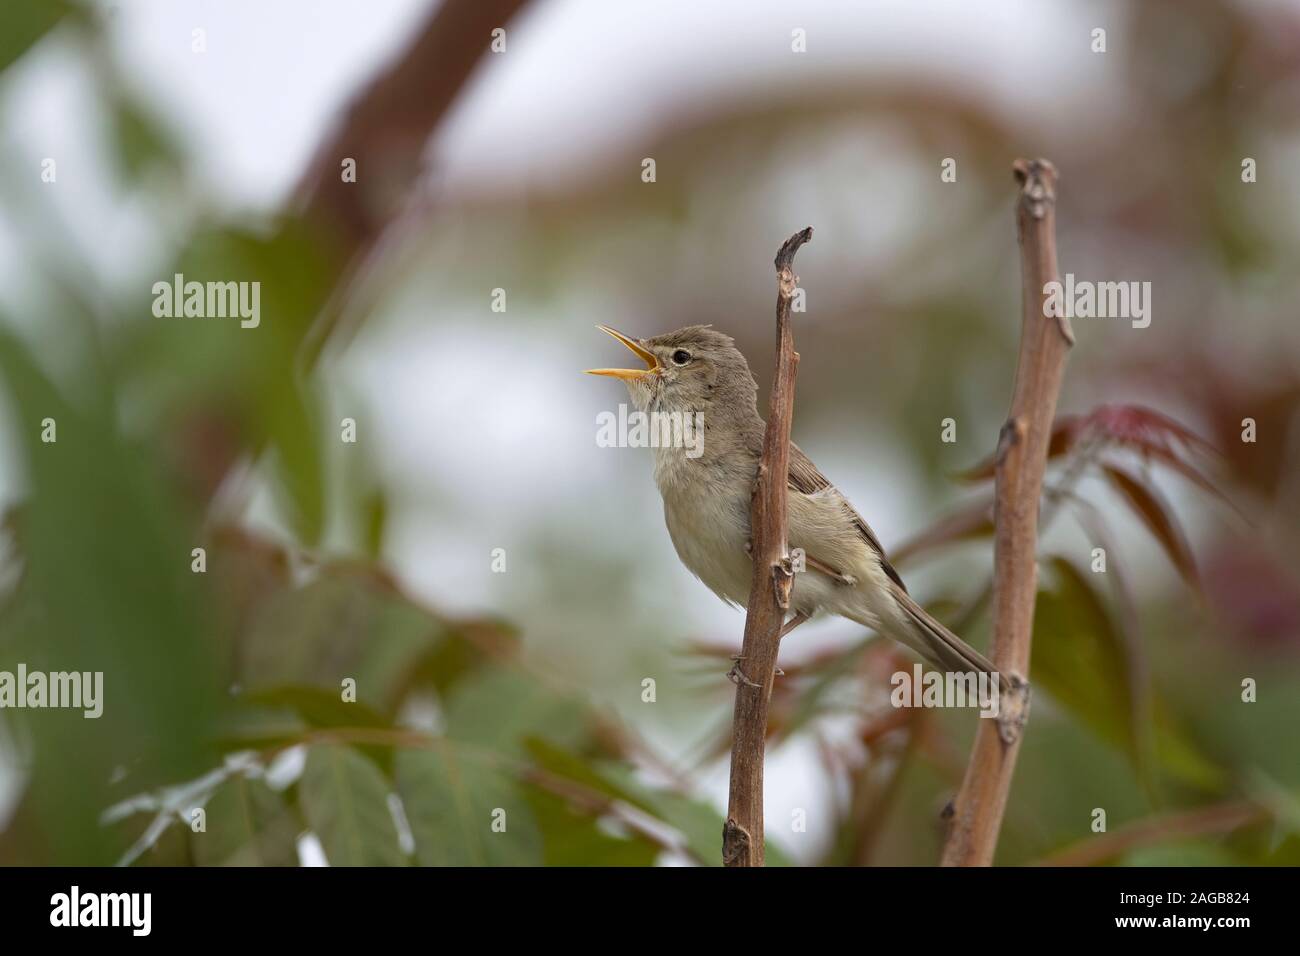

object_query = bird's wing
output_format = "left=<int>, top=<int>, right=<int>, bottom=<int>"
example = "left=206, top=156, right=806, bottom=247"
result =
left=787, top=443, right=908, bottom=593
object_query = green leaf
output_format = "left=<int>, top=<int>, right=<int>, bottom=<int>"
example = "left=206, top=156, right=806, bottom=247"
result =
left=239, top=685, right=391, bottom=730
left=117, top=225, right=338, bottom=543
left=192, top=776, right=301, bottom=866
left=299, top=744, right=406, bottom=866
left=587, top=762, right=723, bottom=866
left=362, top=488, right=388, bottom=559
left=238, top=574, right=447, bottom=717
left=1120, top=842, right=1239, bottom=866
left=1032, top=557, right=1142, bottom=762
left=522, top=740, right=709, bottom=864
left=0, top=0, right=72, bottom=75
left=106, top=91, right=182, bottom=184
left=1032, top=557, right=1224, bottom=792
left=395, top=744, right=542, bottom=866
left=0, top=325, right=220, bottom=863
left=522, top=782, right=658, bottom=866
left=263, top=377, right=327, bottom=545
left=443, top=669, right=591, bottom=758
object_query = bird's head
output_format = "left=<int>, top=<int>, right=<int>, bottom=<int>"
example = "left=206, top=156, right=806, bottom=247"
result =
left=586, top=324, right=758, bottom=417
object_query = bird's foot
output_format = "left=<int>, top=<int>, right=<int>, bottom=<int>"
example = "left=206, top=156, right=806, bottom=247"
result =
left=727, top=654, right=783, bottom=684
left=726, top=660, right=761, bottom=688
left=805, top=553, right=858, bottom=586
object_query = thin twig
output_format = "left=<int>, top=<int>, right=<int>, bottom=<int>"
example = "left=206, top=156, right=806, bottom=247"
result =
left=1036, top=800, right=1266, bottom=867
left=722, top=227, right=812, bottom=867
left=939, top=159, right=1072, bottom=866
left=292, top=0, right=533, bottom=367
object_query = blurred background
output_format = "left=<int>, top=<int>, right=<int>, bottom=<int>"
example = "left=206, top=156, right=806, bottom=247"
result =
left=0, top=0, right=1298, bottom=866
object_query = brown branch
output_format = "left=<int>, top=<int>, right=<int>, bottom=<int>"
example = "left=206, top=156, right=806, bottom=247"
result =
left=722, top=226, right=812, bottom=867
left=939, top=159, right=1072, bottom=867
left=294, top=0, right=530, bottom=248
left=1036, top=801, right=1266, bottom=867
left=291, top=0, right=532, bottom=364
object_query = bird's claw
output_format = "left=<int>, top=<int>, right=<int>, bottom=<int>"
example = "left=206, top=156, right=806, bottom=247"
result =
left=727, top=654, right=782, bottom=685
left=726, top=660, right=762, bottom=689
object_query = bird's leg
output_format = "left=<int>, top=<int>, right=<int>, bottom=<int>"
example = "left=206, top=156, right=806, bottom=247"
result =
left=733, top=541, right=808, bottom=681
left=726, top=657, right=762, bottom=688
left=780, top=611, right=810, bottom=640
left=728, top=656, right=784, bottom=682
left=746, top=538, right=856, bottom=587
left=726, top=612, right=805, bottom=685
left=803, top=553, right=858, bottom=587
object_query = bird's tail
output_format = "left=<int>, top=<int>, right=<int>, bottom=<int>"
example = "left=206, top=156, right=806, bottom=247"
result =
left=888, top=587, right=1003, bottom=681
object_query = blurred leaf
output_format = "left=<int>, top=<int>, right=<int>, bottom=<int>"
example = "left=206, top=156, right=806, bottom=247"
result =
left=1033, top=557, right=1224, bottom=793
left=0, top=324, right=219, bottom=863
left=525, top=742, right=793, bottom=867
left=237, top=573, right=447, bottom=717
left=395, top=743, right=542, bottom=866
left=115, top=224, right=338, bottom=543
left=443, top=668, right=591, bottom=759
left=1119, top=842, right=1239, bottom=866
left=299, top=744, right=406, bottom=866
left=239, top=685, right=391, bottom=731
left=1033, top=557, right=1142, bottom=766
left=522, top=782, right=658, bottom=866
left=192, top=775, right=300, bottom=866
left=107, top=90, right=182, bottom=184
left=264, top=378, right=326, bottom=545
left=956, top=405, right=1226, bottom=509
left=1102, top=463, right=1200, bottom=591
left=1150, top=701, right=1227, bottom=793
left=0, top=0, right=72, bottom=74
left=590, top=762, right=738, bottom=867
left=362, top=488, right=387, bottom=559
left=134, top=819, right=194, bottom=867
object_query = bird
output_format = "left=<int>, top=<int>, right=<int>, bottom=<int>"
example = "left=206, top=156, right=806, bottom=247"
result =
left=587, top=323, right=997, bottom=678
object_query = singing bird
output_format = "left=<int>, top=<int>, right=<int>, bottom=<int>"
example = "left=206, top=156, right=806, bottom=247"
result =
left=587, top=324, right=996, bottom=677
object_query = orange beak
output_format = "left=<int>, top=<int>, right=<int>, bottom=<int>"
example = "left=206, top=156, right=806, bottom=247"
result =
left=585, top=325, right=660, bottom=382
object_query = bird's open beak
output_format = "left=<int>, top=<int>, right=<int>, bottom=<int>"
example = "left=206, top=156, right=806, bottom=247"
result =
left=585, top=325, right=660, bottom=381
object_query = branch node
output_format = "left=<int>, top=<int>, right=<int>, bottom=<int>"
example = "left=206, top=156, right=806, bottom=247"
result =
left=1053, top=312, right=1076, bottom=347
left=774, top=557, right=795, bottom=609
left=995, top=672, right=1031, bottom=745
left=722, top=819, right=753, bottom=867
left=996, top=416, right=1027, bottom=464
left=1012, top=158, right=1057, bottom=220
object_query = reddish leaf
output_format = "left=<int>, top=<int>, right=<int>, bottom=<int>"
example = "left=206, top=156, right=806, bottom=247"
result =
left=955, top=405, right=1233, bottom=518
left=1101, top=464, right=1200, bottom=592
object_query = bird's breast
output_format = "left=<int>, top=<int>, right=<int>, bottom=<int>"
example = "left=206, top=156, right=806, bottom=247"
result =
left=660, top=471, right=754, bottom=608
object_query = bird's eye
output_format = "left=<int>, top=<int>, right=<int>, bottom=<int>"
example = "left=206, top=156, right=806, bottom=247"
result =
left=671, top=349, right=692, bottom=366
